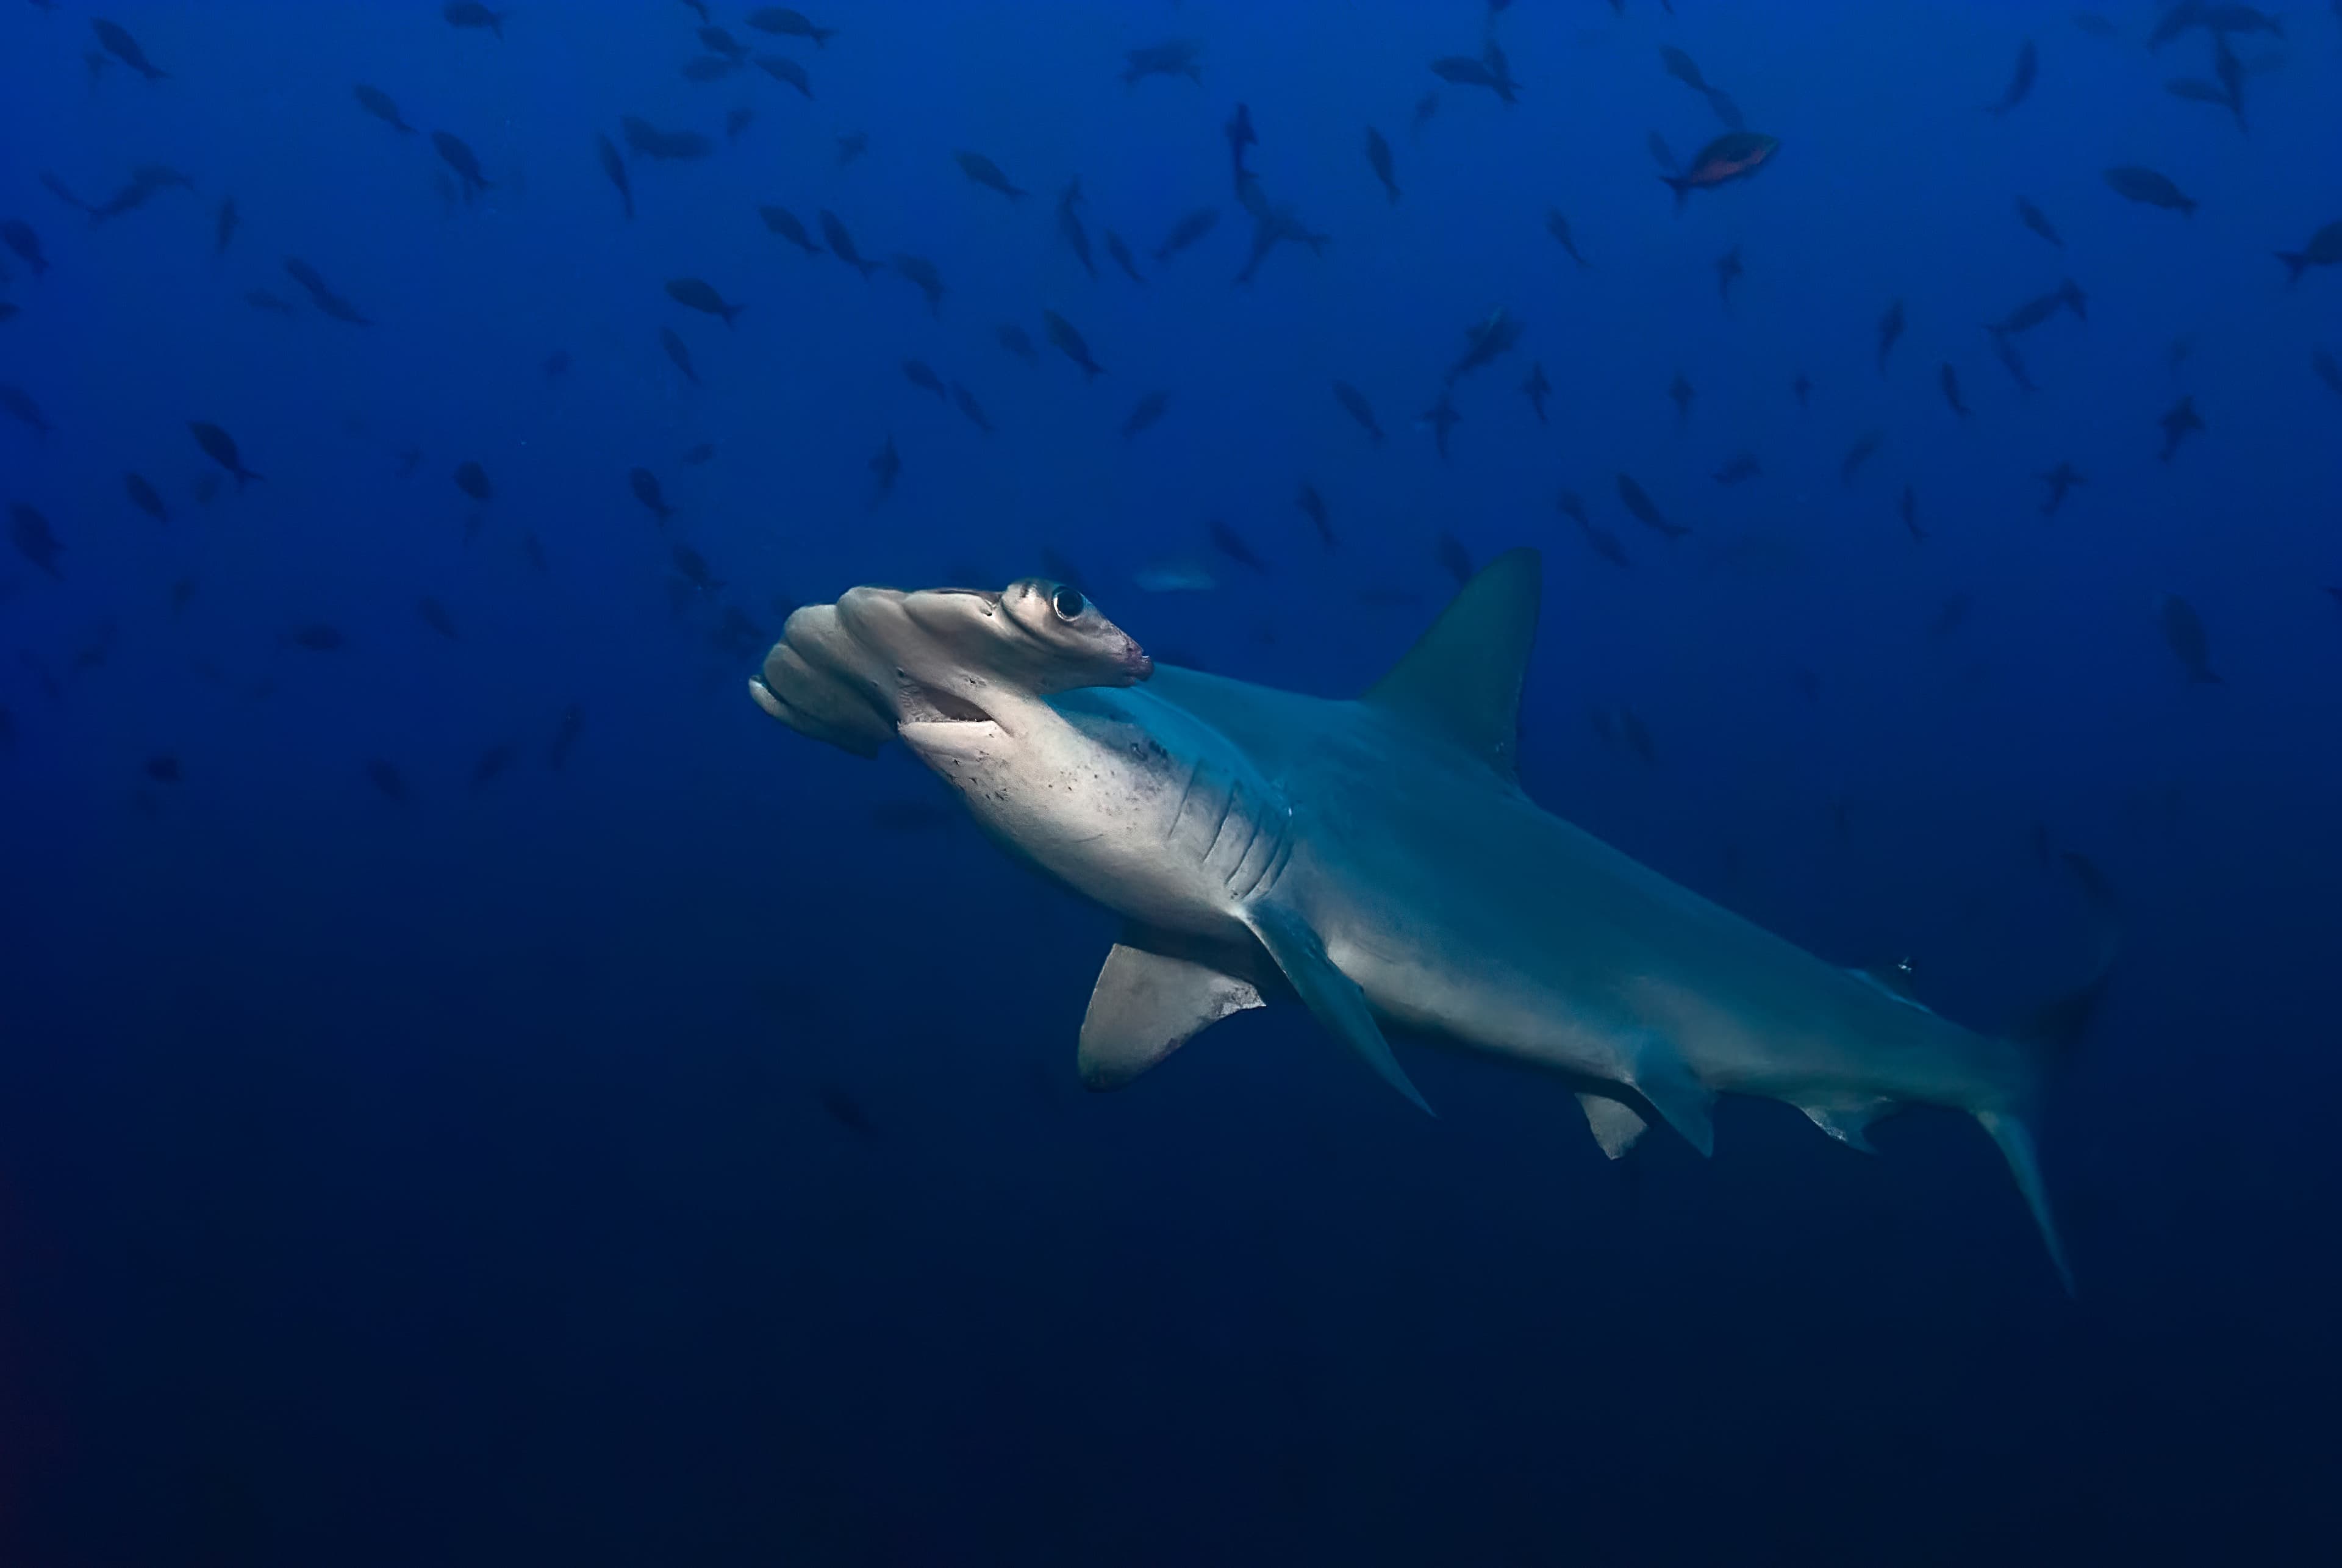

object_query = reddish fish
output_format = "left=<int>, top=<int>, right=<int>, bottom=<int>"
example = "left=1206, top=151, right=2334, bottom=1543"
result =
left=1663, top=131, right=1779, bottom=209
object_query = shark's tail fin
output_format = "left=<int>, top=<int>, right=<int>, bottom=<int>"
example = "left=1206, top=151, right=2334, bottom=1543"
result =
left=1980, top=850, right=2121, bottom=1295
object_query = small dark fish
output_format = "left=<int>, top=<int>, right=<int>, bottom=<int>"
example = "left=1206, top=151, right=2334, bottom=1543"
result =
left=1296, top=482, right=1336, bottom=548
left=1840, top=429, right=1883, bottom=485
left=698, top=23, right=747, bottom=60
left=1659, top=45, right=1710, bottom=95
left=2038, top=461, right=2085, bottom=515
left=92, top=18, right=166, bottom=80
left=355, top=85, right=415, bottom=134
left=994, top=323, right=1039, bottom=364
left=1333, top=382, right=1384, bottom=446
left=954, top=152, right=1026, bottom=201
left=1647, top=131, right=1679, bottom=175
left=1042, top=310, right=1105, bottom=379
left=1899, top=485, right=1927, bottom=543
left=2158, top=395, right=2204, bottom=461
left=1991, top=279, right=2086, bottom=337
left=1667, top=372, right=1695, bottom=426
left=470, top=744, right=515, bottom=790
left=818, top=210, right=881, bottom=279
left=948, top=381, right=994, bottom=435
left=869, top=435, right=900, bottom=506
left=284, top=257, right=371, bottom=325
left=661, top=327, right=700, bottom=387
left=2276, top=219, right=2342, bottom=285
left=1122, top=390, right=1170, bottom=440
left=630, top=467, right=676, bottom=524
left=1122, top=38, right=1202, bottom=87
left=144, top=753, right=182, bottom=785
left=681, top=443, right=716, bottom=466
left=1713, top=452, right=1761, bottom=484
left=417, top=596, right=459, bottom=639
left=2158, top=594, right=2221, bottom=682
left=1365, top=126, right=1400, bottom=203
left=1877, top=298, right=1905, bottom=374
left=124, top=472, right=167, bottom=523
left=443, top=2, right=506, bottom=37
left=1, top=384, right=53, bottom=435
left=188, top=421, right=260, bottom=489
left=1522, top=362, right=1551, bottom=423
left=756, top=54, right=811, bottom=96
left=366, top=759, right=410, bottom=806
left=621, top=117, right=711, bottom=162
left=543, top=349, right=571, bottom=381
left=1444, top=306, right=1522, bottom=386
left=1663, top=132, right=1779, bottom=207
left=746, top=7, right=834, bottom=46
left=1792, top=371, right=1813, bottom=407
left=1616, top=473, right=1688, bottom=540
left=1436, top=532, right=1473, bottom=589
left=1939, top=362, right=1971, bottom=418
left=1419, top=392, right=1459, bottom=460
left=1104, top=231, right=1145, bottom=284
left=453, top=460, right=492, bottom=502
left=1545, top=210, right=1591, bottom=269
left=287, top=623, right=346, bottom=653
left=0, top=304, right=17, bottom=325
left=892, top=254, right=947, bottom=315
left=1428, top=46, right=1518, bottom=105
left=1225, top=103, right=1258, bottom=192
left=1716, top=244, right=1743, bottom=303
left=2104, top=165, right=2196, bottom=216
left=9, top=503, right=62, bottom=578
left=213, top=196, right=239, bottom=254
left=1706, top=90, right=1746, bottom=131
left=665, top=277, right=743, bottom=326
left=192, top=473, right=221, bottom=504
left=1985, top=38, right=2038, bottom=113
left=1619, top=709, right=1657, bottom=766
left=41, top=171, right=91, bottom=213
left=1056, top=179, right=1095, bottom=279
left=548, top=704, right=584, bottom=770
left=901, top=359, right=948, bottom=399
left=1993, top=334, right=2038, bottom=392
left=835, top=131, right=868, bottom=168
left=1209, top=520, right=1266, bottom=573
left=433, top=131, right=493, bottom=199
left=1153, top=206, right=1220, bottom=263
left=2015, top=196, right=2064, bottom=248
left=1, top=219, right=48, bottom=276
left=2072, top=11, right=2117, bottom=38
left=818, top=1083, right=878, bottom=1140
left=671, top=542, right=722, bottom=592
left=596, top=134, right=634, bottom=220
left=1561, top=492, right=1629, bottom=568
left=1411, top=91, right=1439, bottom=136
left=759, top=205, right=819, bottom=254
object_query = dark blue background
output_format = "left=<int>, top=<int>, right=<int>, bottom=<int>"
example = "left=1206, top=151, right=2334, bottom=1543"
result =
left=4, top=2, right=2339, bottom=1562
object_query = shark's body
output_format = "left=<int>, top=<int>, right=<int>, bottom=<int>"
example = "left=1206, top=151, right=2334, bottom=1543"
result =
left=752, top=553, right=2112, bottom=1290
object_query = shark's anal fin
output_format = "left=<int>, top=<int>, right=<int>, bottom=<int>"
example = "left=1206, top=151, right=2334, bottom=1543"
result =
left=1577, top=1092, right=1648, bottom=1159
left=1078, top=936, right=1265, bottom=1091
left=1243, top=903, right=1433, bottom=1115
left=1361, top=547, right=1541, bottom=784
left=1977, top=1109, right=2076, bottom=1295
left=1630, top=1039, right=1716, bottom=1157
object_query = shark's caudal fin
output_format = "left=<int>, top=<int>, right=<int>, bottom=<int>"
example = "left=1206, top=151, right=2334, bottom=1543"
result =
left=1979, top=850, right=2122, bottom=1295
left=1361, top=546, right=1541, bottom=782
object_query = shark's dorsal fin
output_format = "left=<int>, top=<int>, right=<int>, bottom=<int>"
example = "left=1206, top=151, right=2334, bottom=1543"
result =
left=1362, top=546, right=1542, bottom=783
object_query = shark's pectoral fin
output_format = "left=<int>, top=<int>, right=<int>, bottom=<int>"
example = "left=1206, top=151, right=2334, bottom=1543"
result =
left=1079, top=937, right=1265, bottom=1091
left=1242, top=903, right=1433, bottom=1115
left=1629, top=1042, right=1716, bottom=1156
left=1577, top=1092, right=1648, bottom=1159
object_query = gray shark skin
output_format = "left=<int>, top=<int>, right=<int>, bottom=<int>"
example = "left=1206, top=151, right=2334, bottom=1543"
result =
left=751, top=553, right=2115, bottom=1291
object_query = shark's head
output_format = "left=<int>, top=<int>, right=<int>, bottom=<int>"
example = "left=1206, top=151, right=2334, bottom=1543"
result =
left=750, top=578, right=1152, bottom=756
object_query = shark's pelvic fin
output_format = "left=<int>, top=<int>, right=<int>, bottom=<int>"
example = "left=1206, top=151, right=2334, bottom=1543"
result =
left=1361, top=546, right=1542, bottom=784
left=1577, top=1092, right=1649, bottom=1159
left=1976, top=1109, right=2075, bottom=1295
left=1244, top=902, right=1434, bottom=1115
left=1078, top=937, right=1265, bottom=1091
left=1628, top=1040, right=1716, bottom=1156
left=1799, top=1097, right=1889, bottom=1153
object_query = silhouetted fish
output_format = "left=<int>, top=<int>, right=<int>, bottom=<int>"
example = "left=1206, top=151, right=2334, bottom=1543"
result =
left=2, top=384, right=54, bottom=434
left=892, top=253, right=946, bottom=315
left=1209, top=519, right=1266, bottom=573
left=1616, top=473, right=1688, bottom=540
left=2104, top=165, right=2196, bottom=216
left=1522, top=362, right=1550, bottom=423
left=1545, top=209, right=1591, bottom=268
left=1042, top=310, right=1105, bottom=378
left=1419, top=392, right=1459, bottom=460
left=995, top=323, right=1037, bottom=363
left=355, top=85, right=415, bottom=134
left=747, top=7, right=834, bottom=46
left=948, top=382, right=994, bottom=435
left=818, top=210, right=881, bottom=278
left=2157, top=594, right=2220, bottom=682
left=548, top=705, right=584, bottom=769
left=444, top=2, right=507, bottom=38
left=417, top=597, right=459, bottom=640
left=1295, top=482, right=1336, bottom=548
left=1153, top=206, right=1219, bottom=262
left=92, top=19, right=166, bottom=80
left=9, top=503, right=62, bottom=578
left=661, top=327, right=700, bottom=387
left=2015, top=196, right=2063, bottom=248
left=365, top=759, right=410, bottom=805
left=1365, top=126, right=1400, bottom=203
left=901, top=360, right=947, bottom=399
left=1663, top=132, right=1778, bottom=207
left=1122, top=38, right=1201, bottom=86
left=1841, top=429, right=1883, bottom=484
left=1939, top=362, right=1971, bottom=418
left=630, top=468, right=676, bottom=524
left=1985, top=38, right=2038, bottom=113
left=666, top=277, right=743, bottom=326
left=868, top=435, right=900, bottom=507
left=955, top=152, right=1026, bottom=201
left=1121, top=390, right=1170, bottom=440
left=2038, top=461, right=2085, bottom=515
left=453, top=460, right=492, bottom=502
left=2157, top=395, right=2204, bottom=461
left=434, top=131, right=493, bottom=199
left=1877, top=298, right=1905, bottom=373
left=124, top=472, right=167, bottom=523
left=1334, top=382, right=1384, bottom=445
left=2, top=220, right=49, bottom=275
left=621, top=117, right=711, bottom=162
left=759, top=205, right=818, bottom=254
left=189, top=421, right=260, bottom=489
left=1104, top=231, right=1145, bottom=284
left=2276, top=218, right=2342, bottom=285
left=1056, top=179, right=1096, bottom=278
left=596, top=134, right=634, bottom=220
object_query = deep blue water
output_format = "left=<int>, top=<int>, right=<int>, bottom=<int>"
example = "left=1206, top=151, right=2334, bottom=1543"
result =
left=4, top=2, right=2340, bottom=1563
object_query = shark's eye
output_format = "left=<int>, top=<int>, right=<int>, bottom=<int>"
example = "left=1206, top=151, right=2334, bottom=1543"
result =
left=1050, top=585, right=1087, bottom=621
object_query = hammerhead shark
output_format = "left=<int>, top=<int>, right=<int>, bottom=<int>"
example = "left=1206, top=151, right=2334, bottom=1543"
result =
left=750, top=551, right=2116, bottom=1291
